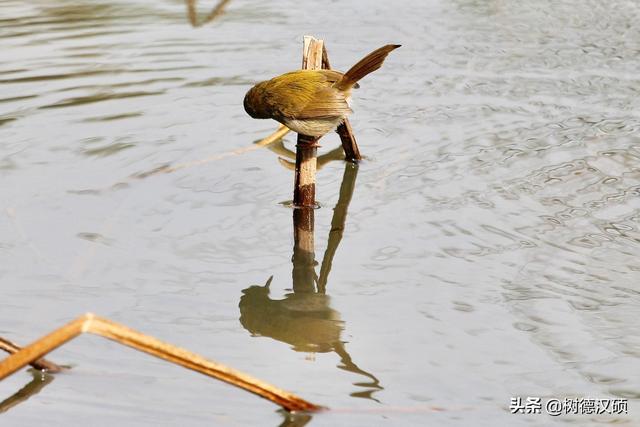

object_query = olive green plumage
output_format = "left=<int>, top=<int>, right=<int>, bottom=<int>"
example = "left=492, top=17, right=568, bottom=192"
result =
left=244, top=44, right=400, bottom=137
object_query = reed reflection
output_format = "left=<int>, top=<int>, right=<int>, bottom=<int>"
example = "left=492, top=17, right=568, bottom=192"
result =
left=0, top=370, right=55, bottom=414
left=264, top=140, right=346, bottom=172
left=239, top=160, right=383, bottom=403
left=276, top=410, right=313, bottom=427
left=185, top=0, right=231, bottom=27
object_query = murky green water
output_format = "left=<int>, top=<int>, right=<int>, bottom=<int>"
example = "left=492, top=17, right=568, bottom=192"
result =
left=1, top=0, right=640, bottom=425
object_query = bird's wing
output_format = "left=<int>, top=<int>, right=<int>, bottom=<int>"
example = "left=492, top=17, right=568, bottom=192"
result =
left=321, top=70, right=359, bottom=88
left=265, top=71, right=351, bottom=120
left=298, top=70, right=352, bottom=118
left=296, top=87, right=351, bottom=119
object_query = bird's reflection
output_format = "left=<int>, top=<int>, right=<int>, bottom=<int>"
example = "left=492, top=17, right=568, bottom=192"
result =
left=0, top=370, right=55, bottom=414
left=239, top=161, right=383, bottom=406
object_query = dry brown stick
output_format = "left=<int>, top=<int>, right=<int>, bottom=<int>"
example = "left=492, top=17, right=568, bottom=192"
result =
left=0, top=336, right=63, bottom=373
left=335, top=120, right=361, bottom=162
left=258, top=124, right=291, bottom=145
left=321, top=46, right=362, bottom=162
left=140, top=125, right=290, bottom=177
left=71, top=125, right=291, bottom=195
left=293, top=133, right=319, bottom=207
left=0, top=313, right=321, bottom=412
left=293, top=36, right=323, bottom=207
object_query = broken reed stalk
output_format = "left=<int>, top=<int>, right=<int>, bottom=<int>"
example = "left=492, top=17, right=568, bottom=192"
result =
left=293, top=36, right=323, bottom=208
left=321, top=47, right=362, bottom=162
left=0, top=313, right=320, bottom=412
left=335, top=120, right=361, bottom=162
left=0, top=336, right=63, bottom=373
left=293, top=133, right=319, bottom=207
left=138, top=124, right=290, bottom=178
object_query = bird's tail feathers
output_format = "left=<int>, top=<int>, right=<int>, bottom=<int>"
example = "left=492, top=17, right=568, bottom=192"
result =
left=335, top=44, right=401, bottom=91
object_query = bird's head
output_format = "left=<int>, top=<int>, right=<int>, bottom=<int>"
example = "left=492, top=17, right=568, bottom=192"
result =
left=243, top=82, right=271, bottom=119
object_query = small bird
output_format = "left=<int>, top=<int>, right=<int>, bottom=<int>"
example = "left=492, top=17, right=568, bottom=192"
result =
left=244, top=44, right=400, bottom=137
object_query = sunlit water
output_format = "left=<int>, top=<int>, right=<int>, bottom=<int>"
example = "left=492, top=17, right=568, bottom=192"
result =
left=1, top=0, right=639, bottom=425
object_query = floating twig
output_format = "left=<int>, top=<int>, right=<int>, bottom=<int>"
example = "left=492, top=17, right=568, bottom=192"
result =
left=0, top=313, right=321, bottom=412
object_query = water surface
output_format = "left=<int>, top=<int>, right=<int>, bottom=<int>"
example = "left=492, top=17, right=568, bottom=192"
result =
left=1, top=0, right=639, bottom=425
